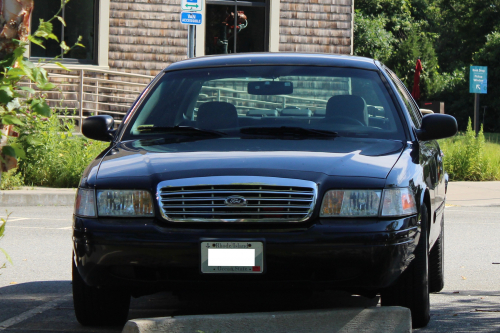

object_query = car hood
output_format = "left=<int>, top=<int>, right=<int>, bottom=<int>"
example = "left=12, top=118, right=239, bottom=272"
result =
left=95, top=137, right=404, bottom=181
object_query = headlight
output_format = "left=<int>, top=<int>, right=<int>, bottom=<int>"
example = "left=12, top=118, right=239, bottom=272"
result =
left=320, top=190, right=382, bottom=217
left=320, top=188, right=417, bottom=217
left=75, top=188, right=97, bottom=217
left=381, top=188, right=417, bottom=216
left=96, top=190, right=154, bottom=217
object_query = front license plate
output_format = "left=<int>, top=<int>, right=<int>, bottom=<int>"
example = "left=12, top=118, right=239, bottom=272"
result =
left=201, top=241, right=264, bottom=273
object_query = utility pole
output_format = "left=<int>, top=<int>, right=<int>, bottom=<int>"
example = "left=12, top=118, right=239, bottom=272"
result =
left=474, top=93, right=480, bottom=134
left=482, top=105, right=487, bottom=129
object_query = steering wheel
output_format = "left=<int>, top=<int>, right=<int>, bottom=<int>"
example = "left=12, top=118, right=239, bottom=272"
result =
left=328, top=116, right=366, bottom=126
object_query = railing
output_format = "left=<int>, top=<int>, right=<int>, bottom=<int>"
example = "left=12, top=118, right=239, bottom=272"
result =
left=200, top=86, right=330, bottom=112
left=23, top=68, right=155, bottom=130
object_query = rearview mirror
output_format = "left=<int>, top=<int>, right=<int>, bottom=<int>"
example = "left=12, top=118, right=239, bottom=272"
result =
left=82, top=115, right=115, bottom=142
left=248, top=81, right=293, bottom=95
left=416, top=114, right=457, bottom=141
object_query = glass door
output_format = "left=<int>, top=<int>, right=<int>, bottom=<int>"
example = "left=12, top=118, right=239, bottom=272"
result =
left=205, top=0, right=268, bottom=55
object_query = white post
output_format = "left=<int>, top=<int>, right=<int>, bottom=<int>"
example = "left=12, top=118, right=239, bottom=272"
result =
left=79, top=69, right=84, bottom=132
left=95, top=78, right=99, bottom=116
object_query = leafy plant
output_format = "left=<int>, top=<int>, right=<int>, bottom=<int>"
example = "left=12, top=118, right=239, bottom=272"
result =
left=439, top=118, right=500, bottom=181
left=353, top=11, right=395, bottom=63
left=15, top=112, right=108, bottom=188
left=0, top=168, right=24, bottom=190
left=0, top=0, right=82, bottom=165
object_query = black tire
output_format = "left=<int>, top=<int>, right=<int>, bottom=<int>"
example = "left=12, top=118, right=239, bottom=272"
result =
left=429, top=214, right=444, bottom=293
left=72, top=257, right=131, bottom=326
left=380, top=204, right=430, bottom=329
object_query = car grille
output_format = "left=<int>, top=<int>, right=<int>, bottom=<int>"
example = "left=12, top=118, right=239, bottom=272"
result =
left=157, top=176, right=317, bottom=222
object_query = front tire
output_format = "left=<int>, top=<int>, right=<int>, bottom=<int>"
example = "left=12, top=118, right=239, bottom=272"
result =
left=72, top=257, right=131, bottom=326
left=380, top=204, right=430, bottom=328
left=429, top=214, right=444, bottom=293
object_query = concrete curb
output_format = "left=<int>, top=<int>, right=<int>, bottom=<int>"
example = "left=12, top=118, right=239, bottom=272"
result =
left=446, top=181, right=500, bottom=207
left=122, top=307, right=411, bottom=333
left=0, top=188, right=76, bottom=207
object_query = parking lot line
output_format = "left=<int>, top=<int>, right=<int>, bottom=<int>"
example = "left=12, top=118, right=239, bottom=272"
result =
left=0, top=294, right=72, bottom=331
left=8, top=226, right=72, bottom=230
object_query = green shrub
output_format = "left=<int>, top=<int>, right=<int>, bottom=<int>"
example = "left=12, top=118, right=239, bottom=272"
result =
left=0, top=168, right=24, bottom=190
left=14, top=112, right=108, bottom=188
left=439, top=118, right=500, bottom=181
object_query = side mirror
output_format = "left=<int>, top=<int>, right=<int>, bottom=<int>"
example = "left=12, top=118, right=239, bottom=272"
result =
left=416, top=114, right=457, bottom=141
left=82, top=115, right=115, bottom=142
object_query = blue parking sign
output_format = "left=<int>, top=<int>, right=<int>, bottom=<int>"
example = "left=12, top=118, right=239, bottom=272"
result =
left=180, top=12, right=203, bottom=25
left=470, top=66, right=487, bottom=94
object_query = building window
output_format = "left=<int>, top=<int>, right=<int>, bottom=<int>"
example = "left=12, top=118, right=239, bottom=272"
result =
left=31, top=0, right=97, bottom=63
left=205, top=0, right=268, bottom=55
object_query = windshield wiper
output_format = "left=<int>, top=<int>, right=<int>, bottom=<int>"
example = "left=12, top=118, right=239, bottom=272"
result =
left=137, top=125, right=226, bottom=137
left=240, top=126, right=339, bottom=138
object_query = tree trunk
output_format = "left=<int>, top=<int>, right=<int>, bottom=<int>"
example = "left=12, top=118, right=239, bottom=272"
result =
left=0, top=0, right=33, bottom=60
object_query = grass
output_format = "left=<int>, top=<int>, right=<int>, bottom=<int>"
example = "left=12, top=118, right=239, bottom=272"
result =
left=439, top=119, right=500, bottom=181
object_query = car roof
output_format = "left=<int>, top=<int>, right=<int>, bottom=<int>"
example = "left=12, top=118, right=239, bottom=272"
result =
left=164, top=53, right=379, bottom=72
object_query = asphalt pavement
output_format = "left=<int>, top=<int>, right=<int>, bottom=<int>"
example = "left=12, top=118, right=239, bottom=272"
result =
left=1, top=182, right=500, bottom=332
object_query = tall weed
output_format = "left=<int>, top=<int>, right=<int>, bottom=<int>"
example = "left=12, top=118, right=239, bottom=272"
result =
left=439, top=118, right=500, bottom=181
left=13, top=113, right=109, bottom=188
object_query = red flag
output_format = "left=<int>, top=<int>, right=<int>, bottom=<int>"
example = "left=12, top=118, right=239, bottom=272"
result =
left=411, top=59, right=423, bottom=100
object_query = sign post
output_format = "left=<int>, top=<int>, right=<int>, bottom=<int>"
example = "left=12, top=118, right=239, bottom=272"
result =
left=180, top=0, right=203, bottom=58
left=469, top=66, right=488, bottom=135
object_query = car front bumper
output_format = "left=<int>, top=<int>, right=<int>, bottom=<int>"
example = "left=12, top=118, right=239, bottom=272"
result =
left=73, top=215, right=419, bottom=294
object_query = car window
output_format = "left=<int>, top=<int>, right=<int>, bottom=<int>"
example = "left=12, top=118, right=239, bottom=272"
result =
left=124, top=66, right=407, bottom=141
left=383, top=67, right=422, bottom=128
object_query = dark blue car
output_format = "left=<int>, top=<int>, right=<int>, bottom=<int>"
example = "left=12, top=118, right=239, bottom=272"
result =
left=72, top=53, right=457, bottom=328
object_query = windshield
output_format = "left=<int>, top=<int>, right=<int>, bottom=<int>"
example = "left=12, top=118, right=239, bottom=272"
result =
left=122, top=66, right=406, bottom=141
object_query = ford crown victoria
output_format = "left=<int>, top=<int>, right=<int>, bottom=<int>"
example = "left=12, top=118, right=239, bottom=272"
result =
left=72, top=53, right=457, bottom=328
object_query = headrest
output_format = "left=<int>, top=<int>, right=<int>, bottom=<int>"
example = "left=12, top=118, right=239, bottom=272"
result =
left=197, top=102, right=238, bottom=129
left=326, top=95, right=369, bottom=126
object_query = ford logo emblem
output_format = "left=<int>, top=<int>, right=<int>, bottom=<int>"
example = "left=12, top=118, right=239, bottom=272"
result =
left=225, top=196, right=247, bottom=206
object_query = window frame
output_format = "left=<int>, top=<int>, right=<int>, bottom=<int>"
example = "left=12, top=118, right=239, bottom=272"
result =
left=28, top=0, right=110, bottom=68
left=384, top=67, right=422, bottom=128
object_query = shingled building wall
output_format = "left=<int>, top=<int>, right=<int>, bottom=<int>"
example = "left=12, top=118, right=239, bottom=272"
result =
left=109, top=0, right=187, bottom=75
left=279, top=0, right=352, bottom=54
left=107, top=0, right=353, bottom=75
